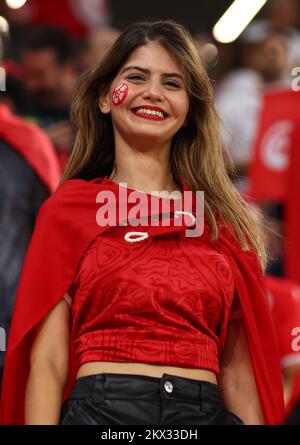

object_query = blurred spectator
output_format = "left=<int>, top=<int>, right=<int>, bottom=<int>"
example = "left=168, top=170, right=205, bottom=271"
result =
left=0, top=34, right=61, bottom=392
left=261, top=203, right=284, bottom=276
left=0, top=61, right=32, bottom=116
left=193, top=33, right=219, bottom=71
left=216, top=67, right=262, bottom=188
left=0, top=74, right=30, bottom=116
left=78, top=25, right=120, bottom=72
left=0, top=102, right=61, bottom=394
left=20, top=25, right=78, bottom=168
left=250, top=0, right=300, bottom=67
left=7, top=0, right=112, bottom=39
left=242, top=25, right=294, bottom=85
left=216, top=29, right=291, bottom=193
left=250, top=32, right=290, bottom=87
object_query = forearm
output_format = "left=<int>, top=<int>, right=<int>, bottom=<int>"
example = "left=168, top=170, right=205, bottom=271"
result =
left=25, top=360, right=66, bottom=425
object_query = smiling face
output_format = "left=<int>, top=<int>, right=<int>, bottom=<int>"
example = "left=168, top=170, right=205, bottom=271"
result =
left=99, top=41, right=190, bottom=148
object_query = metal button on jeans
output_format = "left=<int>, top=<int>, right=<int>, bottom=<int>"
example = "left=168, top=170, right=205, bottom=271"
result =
left=164, top=380, right=174, bottom=393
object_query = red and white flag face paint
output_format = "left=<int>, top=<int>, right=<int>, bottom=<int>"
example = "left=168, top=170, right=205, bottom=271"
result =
left=112, top=83, right=128, bottom=106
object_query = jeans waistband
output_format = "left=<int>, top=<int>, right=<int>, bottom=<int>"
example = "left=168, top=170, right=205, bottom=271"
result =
left=67, top=373, right=224, bottom=412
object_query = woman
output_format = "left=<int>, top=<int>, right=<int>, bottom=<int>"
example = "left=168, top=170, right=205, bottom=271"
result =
left=0, top=20, right=284, bottom=425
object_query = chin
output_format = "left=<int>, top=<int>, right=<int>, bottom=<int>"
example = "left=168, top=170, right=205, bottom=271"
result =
left=134, top=125, right=176, bottom=136
left=134, top=130, right=172, bottom=140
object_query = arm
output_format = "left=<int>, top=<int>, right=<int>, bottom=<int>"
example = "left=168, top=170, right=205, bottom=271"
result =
left=218, top=317, right=266, bottom=425
left=283, top=364, right=300, bottom=405
left=25, top=298, right=71, bottom=425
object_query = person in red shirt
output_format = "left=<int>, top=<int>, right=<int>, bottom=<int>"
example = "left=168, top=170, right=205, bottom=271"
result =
left=0, top=20, right=284, bottom=426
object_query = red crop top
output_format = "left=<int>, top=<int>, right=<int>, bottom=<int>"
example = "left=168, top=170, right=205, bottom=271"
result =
left=64, top=186, right=241, bottom=374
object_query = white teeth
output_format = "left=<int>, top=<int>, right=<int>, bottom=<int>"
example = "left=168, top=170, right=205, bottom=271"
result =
left=134, top=108, right=165, bottom=118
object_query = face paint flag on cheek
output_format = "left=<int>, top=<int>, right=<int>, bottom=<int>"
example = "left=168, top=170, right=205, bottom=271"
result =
left=112, top=83, right=129, bottom=106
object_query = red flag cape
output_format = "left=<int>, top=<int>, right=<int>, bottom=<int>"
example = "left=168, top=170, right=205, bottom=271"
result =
left=0, top=105, right=61, bottom=192
left=0, top=177, right=284, bottom=424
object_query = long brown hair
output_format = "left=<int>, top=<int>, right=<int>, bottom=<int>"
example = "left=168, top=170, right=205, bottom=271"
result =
left=60, top=19, right=266, bottom=269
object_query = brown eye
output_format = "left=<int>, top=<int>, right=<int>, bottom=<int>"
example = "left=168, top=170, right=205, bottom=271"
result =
left=127, top=74, right=145, bottom=82
left=164, top=80, right=181, bottom=89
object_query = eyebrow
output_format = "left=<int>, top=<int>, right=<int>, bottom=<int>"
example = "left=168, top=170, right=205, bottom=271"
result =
left=120, top=65, right=183, bottom=80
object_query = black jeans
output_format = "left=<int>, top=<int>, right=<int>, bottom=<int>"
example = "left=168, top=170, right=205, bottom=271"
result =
left=59, top=373, right=244, bottom=425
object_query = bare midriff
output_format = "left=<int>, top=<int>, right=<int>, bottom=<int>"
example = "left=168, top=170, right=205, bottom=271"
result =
left=76, top=361, right=218, bottom=384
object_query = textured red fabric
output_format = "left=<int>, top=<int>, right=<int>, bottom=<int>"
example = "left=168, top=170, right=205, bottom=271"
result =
left=0, top=176, right=284, bottom=424
left=0, top=105, right=61, bottom=192
left=68, top=213, right=235, bottom=373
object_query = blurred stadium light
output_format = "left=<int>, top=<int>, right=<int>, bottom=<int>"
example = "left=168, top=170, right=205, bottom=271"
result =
left=0, top=16, right=9, bottom=33
left=213, top=0, right=268, bottom=43
left=5, top=0, right=28, bottom=9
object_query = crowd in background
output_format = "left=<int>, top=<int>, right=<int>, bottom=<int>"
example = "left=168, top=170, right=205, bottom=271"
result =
left=1, top=0, right=300, bottom=424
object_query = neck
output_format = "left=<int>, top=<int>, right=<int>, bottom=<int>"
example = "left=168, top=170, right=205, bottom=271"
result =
left=110, top=136, right=181, bottom=194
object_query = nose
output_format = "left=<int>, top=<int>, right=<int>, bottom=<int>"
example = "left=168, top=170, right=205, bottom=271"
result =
left=141, top=79, right=163, bottom=101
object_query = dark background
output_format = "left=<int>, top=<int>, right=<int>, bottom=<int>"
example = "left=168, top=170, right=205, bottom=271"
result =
left=111, top=0, right=266, bottom=33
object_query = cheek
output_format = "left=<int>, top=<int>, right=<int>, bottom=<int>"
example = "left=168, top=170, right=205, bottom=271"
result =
left=112, top=83, right=129, bottom=106
left=174, top=97, right=190, bottom=122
